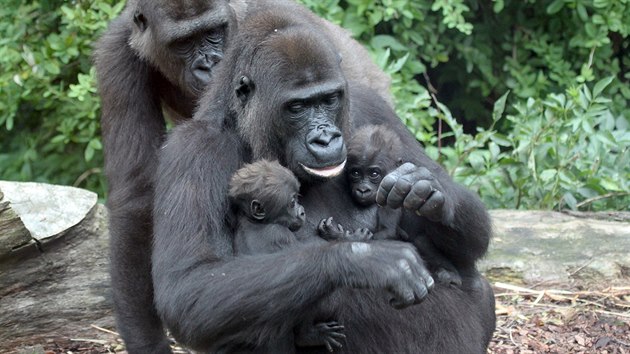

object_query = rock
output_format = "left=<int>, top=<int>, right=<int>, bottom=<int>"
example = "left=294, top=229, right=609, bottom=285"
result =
left=0, top=181, right=97, bottom=256
left=480, top=210, right=630, bottom=284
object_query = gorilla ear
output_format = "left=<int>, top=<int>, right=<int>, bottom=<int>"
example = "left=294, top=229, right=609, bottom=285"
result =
left=250, top=199, right=265, bottom=221
left=236, top=76, right=254, bottom=104
left=133, top=10, right=148, bottom=32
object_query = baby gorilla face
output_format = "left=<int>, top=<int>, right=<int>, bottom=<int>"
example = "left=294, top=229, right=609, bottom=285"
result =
left=348, top=165, right=383, bottom=206
left=274, top=193, right=306, bottom=231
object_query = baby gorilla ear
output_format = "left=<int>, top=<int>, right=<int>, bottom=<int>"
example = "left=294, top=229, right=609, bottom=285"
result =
left=250, top=199, right=265, bottom=221
left=236, top=75, right=254, bottom=104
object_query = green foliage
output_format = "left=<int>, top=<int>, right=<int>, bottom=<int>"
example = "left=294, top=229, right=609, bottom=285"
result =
left=300, top=0, right=629, bottom=211
left=428, top=78, right=630, bottom=211
left=0, top=0, right=627, bottom=210
left=0, top=0, right=122, bottom=196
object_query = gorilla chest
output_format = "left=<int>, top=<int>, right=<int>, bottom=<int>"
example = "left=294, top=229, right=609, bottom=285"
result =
left=299, top=179, right=378, bottom=237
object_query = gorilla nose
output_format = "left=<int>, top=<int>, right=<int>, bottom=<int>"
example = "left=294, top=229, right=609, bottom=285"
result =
left=357, top=187, right=371, bottom=195
left=191, top=55, right=213, bottom=83
left=306, top=126, right=344, bottom=162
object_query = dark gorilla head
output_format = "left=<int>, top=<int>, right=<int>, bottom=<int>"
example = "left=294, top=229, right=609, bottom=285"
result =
left=200, top=8, right=350, bottom=182
left=127, top=0, right=242, bottom=96
left=229, top=159, right=305, bottom=231
left=347, top=125, right=404, bottom=206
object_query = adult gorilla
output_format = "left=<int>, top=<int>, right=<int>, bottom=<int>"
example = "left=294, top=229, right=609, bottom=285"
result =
left=153, top=5, right=495, bottom=354
left=94, top=1, right=389, bottom=352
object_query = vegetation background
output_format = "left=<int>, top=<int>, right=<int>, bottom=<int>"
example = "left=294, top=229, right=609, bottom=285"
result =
left=0, top=0, right=628, bottom=211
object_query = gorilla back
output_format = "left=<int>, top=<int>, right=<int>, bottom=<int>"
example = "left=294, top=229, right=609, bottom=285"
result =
left=153, top=5, right=495, bottom=354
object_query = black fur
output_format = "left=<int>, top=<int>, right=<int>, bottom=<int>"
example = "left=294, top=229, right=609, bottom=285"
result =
left=152, top=6, right=495, bottom=354
left=343, top=124, right=462, bottom=286
left=95, top=1, right=391, bottom=352
left=228, top=160, right=345, bottom=352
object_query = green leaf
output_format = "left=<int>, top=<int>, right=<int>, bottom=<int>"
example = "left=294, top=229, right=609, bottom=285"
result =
left=540, top=169, right=557, bottom=182
left=563, top=192, right=577, bottom=210
left=546, top=0, right=564, bottom=14
left=468, top=151, right=485, bottom=171
left=492, top=91, right=510, bottom=122
left=592, top=76, right=614, bottom=97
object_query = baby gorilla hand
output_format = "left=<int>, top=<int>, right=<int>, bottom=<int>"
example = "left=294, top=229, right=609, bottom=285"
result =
left=318, top=217, right=346, bottom=240
left=331, top=241, right=434, bottom=309
left=376, top=162, right=450, bottom=223
left=318, top=217, right=373, bottom=241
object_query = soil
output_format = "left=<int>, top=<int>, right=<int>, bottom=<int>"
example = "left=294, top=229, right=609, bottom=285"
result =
left=8, top=284, right=630, bottom=354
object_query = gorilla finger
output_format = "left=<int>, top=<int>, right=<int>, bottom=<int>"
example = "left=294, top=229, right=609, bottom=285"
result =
left=395, top=162, right=419, bottom=175
left=411, top=279, right=429, bottom=303
left=388, top=286, right=415, bottom=309
left=329, top=331, right=346, bottom=338
left=385, top=178, right=414, bottom=209
left=325, top=342, right=333, bottom=352
left=376, top=173, right=398, bottom=205
left=402, top=180, right=433, bottom=210
left=417, top=191, right=445, bottom=221
left=327, top=337, right=344, bottom=349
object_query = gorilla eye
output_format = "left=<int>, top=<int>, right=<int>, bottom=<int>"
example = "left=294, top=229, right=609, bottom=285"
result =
left=205, top=28, right=225, bottom=45
left=323, top=93, right=340, bottom=106
left=369, top=169, right=381, bottom=179
left=172, top=38, right=194, bottom=55
left=349, top=169, right=361, bottom=179
left=287, top=101, right=305, bottom=113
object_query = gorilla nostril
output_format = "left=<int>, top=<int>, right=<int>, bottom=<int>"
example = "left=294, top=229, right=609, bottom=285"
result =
left=310, top=134, right=332, bottom=147
left=209, top=53, right=222, bottom=64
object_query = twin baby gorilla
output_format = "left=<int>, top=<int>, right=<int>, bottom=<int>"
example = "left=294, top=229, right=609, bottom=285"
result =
left=229, top=125, right=461, bottom=352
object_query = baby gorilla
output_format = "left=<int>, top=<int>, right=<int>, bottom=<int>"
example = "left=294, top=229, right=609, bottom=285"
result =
left=229, top=159, right=345, bottom=352
left=318, top=125, right=462, bottom=286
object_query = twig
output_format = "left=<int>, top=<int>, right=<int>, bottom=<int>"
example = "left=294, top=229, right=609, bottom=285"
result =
left=568, top=258, right=595, bottom=277
left=91, top=324, right=120, bottom=336
left=576, top=192, right=630, bottom=208
left=74, top=167, right=102, bottom=187
left=69, top=338, right=109, bottom=345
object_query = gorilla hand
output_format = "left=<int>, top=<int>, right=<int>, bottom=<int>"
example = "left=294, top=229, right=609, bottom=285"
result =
left=376, top=162, right=453, bottom=224
left=319, top=217, right=373, bottom=241
left=318, top=217, right=346, bottom=240
left=330, top=241, right=434, bottom=309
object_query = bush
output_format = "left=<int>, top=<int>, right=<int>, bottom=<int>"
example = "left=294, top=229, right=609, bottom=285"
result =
left=300, top=0, right=630, bottom=210
left=0, top=0, right=122, bottom=197
left=1, top=0, right=628, bottom=210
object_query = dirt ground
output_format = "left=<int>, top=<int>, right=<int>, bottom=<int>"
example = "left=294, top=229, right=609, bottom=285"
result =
left=11, top=283, right=630, bottom=354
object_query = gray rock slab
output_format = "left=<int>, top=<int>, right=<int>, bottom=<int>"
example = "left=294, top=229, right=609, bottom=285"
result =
left=480, top=210, right=630, bottom=284
left=0, top=181, right=97, bottom=242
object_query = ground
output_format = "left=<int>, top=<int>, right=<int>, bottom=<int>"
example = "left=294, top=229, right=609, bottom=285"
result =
left=489, top=283, right=630, bottom=353
left=11, top=283, right=630, bottom=354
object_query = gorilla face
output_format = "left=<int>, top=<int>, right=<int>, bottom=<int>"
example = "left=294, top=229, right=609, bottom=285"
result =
left=129, top=0, right=235, bottom=97
left=347, top=164, right=383, bottom=207
left=232, top=26, right=350, bottom=183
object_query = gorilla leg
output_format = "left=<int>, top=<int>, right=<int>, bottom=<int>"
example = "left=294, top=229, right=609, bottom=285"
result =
left=108, top=200, right=172, bottom=354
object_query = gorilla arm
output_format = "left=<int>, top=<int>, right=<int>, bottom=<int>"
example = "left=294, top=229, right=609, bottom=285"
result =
left=94, top=15, right=173, bottom=354
left=349, top=85, right=491, bottom=269
left=152, top=121, right=433, bottom=351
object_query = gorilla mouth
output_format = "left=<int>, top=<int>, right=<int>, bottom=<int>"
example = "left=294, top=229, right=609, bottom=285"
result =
left=300, top=160, right=346, bottom=178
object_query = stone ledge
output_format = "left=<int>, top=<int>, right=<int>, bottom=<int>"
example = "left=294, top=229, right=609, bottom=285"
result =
left=480, top=210, right=630, bottom=284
